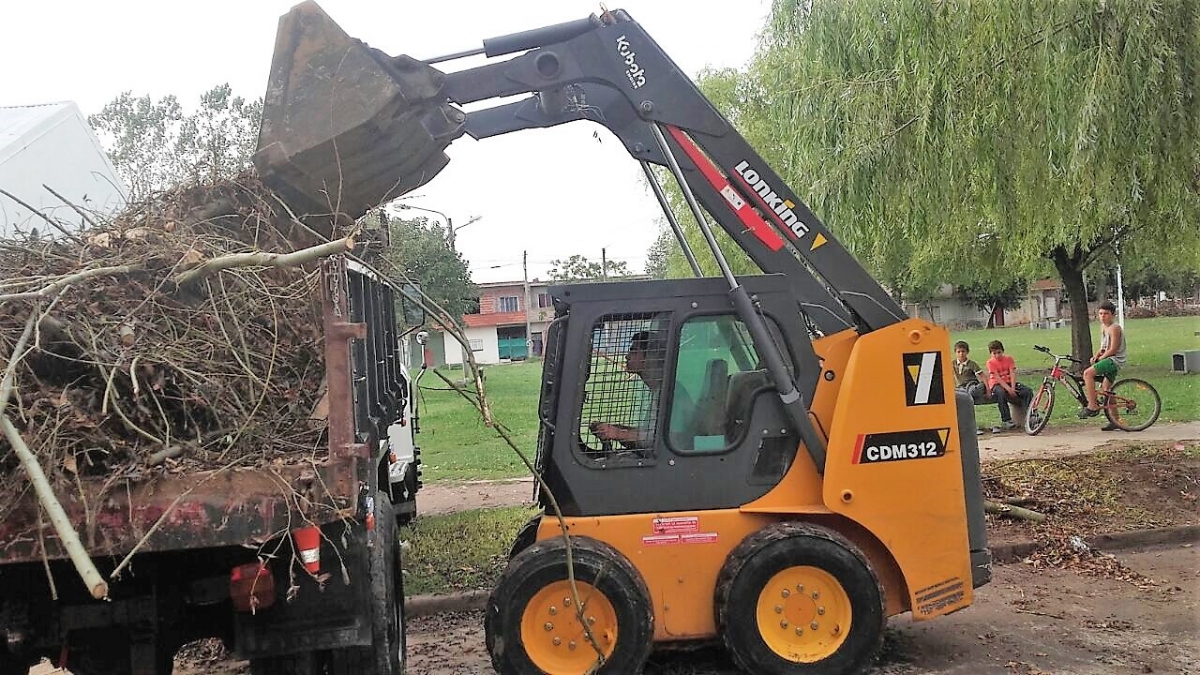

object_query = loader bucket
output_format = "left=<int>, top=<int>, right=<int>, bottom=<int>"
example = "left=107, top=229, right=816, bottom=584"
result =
left=254, top=1, right=465, bottom=234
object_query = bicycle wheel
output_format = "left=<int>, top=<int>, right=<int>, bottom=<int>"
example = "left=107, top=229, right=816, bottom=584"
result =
left=1024, top=383, right=1055, bottom=436
left=1103, top=378, right=1161, bottom=432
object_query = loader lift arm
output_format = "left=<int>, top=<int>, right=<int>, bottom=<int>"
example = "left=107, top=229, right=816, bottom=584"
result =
left=446, top=14, right=909, bottom=334
left=255, top=2, right=910, bottom=472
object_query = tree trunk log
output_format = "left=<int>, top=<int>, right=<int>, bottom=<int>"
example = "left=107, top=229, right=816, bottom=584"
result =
left=1051, top=245, right=1093, bottom=372
left=984, top=499, right=1047, bottom=523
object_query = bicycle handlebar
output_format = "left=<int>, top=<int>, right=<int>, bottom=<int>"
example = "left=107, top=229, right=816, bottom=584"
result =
left=1033, top=345, right=1084, bottom=364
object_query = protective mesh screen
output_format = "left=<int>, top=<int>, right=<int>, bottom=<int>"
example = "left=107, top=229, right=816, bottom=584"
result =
left=578, top=313, right=665, bottom=461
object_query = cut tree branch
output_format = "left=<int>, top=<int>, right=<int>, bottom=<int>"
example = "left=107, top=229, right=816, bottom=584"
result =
left=0, top=301, right=107, bottom=599
left=41, top=184, right=98, bottom=229
left=0, top=416, right=108, bottom=599
left=0, top=265, right=138, bottom=302
left=0, top=188, right=86, bottom=246
left=172, top=234, right=357, bottom=286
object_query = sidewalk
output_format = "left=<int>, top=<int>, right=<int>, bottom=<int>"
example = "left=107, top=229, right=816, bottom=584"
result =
left=978, top=421, right=1199, bottom=461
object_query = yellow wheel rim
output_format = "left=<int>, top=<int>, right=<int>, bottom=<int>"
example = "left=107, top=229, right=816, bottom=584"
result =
left=520, top=580, right=618, bottom=673
left=755, top=566, right=852, bottom=662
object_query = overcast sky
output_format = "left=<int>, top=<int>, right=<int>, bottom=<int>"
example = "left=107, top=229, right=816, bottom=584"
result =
left=2, top=1, right=768, bottom=282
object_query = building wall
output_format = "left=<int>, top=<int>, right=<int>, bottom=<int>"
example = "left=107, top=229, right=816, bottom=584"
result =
left=904, top=298, right=987, bottom=327
left=443, top=326, right=500, bottom=365
left=0, top=103, right=127, bottom=236
left=478, top=284, right=526, bottom=315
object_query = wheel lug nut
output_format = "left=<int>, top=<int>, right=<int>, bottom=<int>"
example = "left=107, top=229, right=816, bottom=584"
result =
left=775, top=605, right=783, bottom=614
left=569, top=641, right=577, bottom=650
left=544, top=622, right=554, bottom=631
left=781, top=589, right=790, bottom=598
left=811, top=591, right=820, bottom=600
left=795, top=627, right=804, bottom=636
left=817, top=607, right=825, bottom=616
left=797, top=584, right=804, bottom=592
left=564, top=597, right=572, bottom=606
left=780, top=620, right=788, bottom=628
left=588, top=616, right=596, bottom=625
left=549, top=606, right=557, bottom=616
left=553, top=637, right=562, bottom=646
left=811, top=621, right=819, bottom=630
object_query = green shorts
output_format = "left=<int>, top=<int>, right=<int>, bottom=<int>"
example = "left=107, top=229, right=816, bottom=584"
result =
left=1094, top=357, right=1120, bottom=380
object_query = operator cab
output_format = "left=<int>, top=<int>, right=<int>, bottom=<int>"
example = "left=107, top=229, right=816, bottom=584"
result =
left=534, top=275, right=823, bottom=517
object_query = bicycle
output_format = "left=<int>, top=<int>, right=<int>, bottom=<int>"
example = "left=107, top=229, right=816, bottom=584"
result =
left=1024, top=345, right=1162, bottom=435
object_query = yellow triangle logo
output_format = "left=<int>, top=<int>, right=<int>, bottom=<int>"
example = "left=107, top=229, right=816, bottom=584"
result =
left=811, top=233, right=828, bottom=251
left=938, top=428, right=950, bottom=445
left=907, top=365, right=920, bottom=383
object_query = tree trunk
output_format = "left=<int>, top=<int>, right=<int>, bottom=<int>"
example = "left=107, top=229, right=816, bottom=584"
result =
left=1051, top=246, right=1093, bottom=370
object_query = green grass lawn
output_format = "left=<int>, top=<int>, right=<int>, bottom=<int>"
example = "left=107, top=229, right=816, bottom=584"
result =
left=416, top=317, right=1199, bottom=481
left=415, top=361, right=543, bottom=481
left=953, top=316, right=1200, bottom=430
left=399, top=505, right=536, bottom=595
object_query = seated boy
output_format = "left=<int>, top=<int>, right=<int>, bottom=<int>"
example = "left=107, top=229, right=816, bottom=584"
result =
left=986, top=339, right=1033, bottom=432
left=953, top=341, right=987, bottom=402
left=953, top=341, right=988, bottom=436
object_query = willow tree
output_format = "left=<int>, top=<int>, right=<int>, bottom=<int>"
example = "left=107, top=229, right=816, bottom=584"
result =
left=733, top=0, right=1199, bottom=359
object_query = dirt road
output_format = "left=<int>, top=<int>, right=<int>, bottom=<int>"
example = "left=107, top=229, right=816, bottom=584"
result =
left=418, top=422, right=1200, bottom=517
left=406, top=543, right=1200, bottom=675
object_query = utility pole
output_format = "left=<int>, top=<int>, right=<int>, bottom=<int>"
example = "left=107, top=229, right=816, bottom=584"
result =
left=523, top=250, right=533, bottom=359
left=601, top=247, right=608, bottom=280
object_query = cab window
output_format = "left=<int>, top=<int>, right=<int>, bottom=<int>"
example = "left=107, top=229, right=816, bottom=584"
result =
left=667, top=315, right=790, bottom=454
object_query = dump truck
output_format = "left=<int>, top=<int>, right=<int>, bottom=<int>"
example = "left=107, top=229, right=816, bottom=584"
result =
left=248, top=2, right=992, bottom=674
left=0, top=250, right=423, bottom=674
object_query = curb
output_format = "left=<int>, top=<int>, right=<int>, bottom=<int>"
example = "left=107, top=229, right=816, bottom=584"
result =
left=986, top=524, right=1199, bottom=564
left=404, top=524, right=1200, bottom=618
left=405, top=589, right=489, bottom=617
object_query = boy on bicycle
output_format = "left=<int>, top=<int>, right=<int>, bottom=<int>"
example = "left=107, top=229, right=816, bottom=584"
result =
left=1079, top=300, right=1126, bottom=427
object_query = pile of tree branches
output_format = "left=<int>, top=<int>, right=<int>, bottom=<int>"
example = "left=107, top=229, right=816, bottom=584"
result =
left=0, top=174, right=351, bottom=490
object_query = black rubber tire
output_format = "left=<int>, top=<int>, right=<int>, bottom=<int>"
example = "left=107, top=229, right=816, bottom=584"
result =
left=715, top=522, right=885, bottom=675
left=1024, top=383, right=1055, bottom=435
left=248, top=651, right=322, bottom=675
left=486, top=536, right=654, bottom=675
left=328, top=491, right=406, bottom=675
left=508, top=514, right=542, bottom=560
left=67, top=634, right=176, bottom=675
left=1104, top=378, right=1162, bottom=432
left=0, top=653, right=31, bottom=675
left=66, top=632, right=131, bottom=675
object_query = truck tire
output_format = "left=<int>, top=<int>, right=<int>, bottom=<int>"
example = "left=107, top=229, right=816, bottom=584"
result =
left=65, top=631, right=131, bottom=675
left=0, top=653, right=30, bottom=675
left=248, top=651, right=322, bottom=675
left=328, top=491, right=405, bottom=675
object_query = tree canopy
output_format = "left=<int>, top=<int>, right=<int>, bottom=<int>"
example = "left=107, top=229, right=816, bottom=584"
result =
left=548, top=254, right=631, bottom=281
left=90, top=84, right=261, bottom=198
left=381, top=213, right=476, bottom=320
left=657, top=0, right=1198, bottom=358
